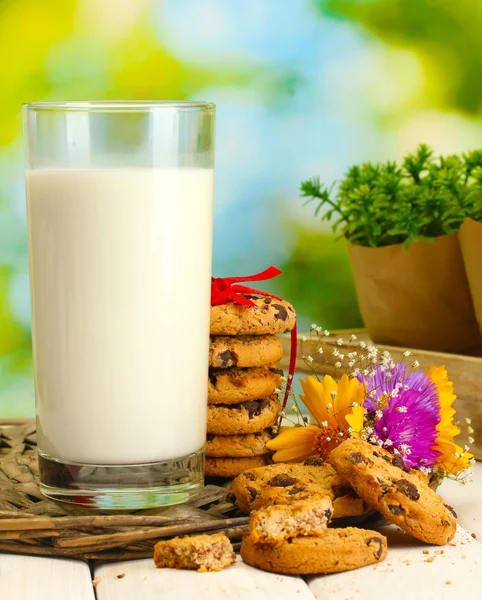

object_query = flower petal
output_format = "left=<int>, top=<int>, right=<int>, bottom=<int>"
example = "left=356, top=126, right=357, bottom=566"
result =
left=300, top=377, right=332, bottom=427
left=266, top=426, right=319, bottom=451
left=272, top=446, right=315, bottom=462
left=346, top=405, right=365, bottom=438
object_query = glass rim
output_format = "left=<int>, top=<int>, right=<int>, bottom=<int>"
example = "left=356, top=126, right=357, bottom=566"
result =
left=22, top=100, right=215, bottom=113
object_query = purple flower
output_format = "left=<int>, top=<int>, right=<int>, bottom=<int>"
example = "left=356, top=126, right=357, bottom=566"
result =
left=358, top=364, right=441, bottom=468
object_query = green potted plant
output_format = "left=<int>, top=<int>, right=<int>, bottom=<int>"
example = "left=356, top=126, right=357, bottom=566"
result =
left=458, top=153, right=482, bottom=340
left=301, top=144, right=482, bottom=354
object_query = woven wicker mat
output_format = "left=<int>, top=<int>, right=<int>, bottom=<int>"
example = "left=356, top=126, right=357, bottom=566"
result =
left=0, top=420, right=246, bottom=561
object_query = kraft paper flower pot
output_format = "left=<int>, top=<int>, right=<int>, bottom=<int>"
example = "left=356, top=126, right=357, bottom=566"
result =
left=348, top=233, right=482, bottom=354
left=459, top=218, right=482, bottom=339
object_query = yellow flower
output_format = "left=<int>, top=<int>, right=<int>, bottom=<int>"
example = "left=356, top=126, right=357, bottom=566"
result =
left=266, top=374, right=365, bottom=462
left=428, top=366, right=472, bottom=473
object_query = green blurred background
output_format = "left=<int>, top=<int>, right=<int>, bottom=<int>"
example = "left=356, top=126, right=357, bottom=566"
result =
left=1, top=0, right=481, bottom=417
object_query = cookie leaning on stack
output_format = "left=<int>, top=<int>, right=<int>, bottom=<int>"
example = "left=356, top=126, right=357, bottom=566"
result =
left=206, top=297, right=296, bottom=477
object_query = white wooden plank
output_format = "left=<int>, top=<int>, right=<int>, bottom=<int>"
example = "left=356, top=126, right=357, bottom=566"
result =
left=307, top=525, right=482, bottom=600
left=0, top=554, right=95, bottom=600
left=439, top=462, right=482, bottom=541
left=94, top=555, right=315, bottom=600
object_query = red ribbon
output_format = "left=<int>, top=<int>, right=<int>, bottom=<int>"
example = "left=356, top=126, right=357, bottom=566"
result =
left=211, top=266, right=296, bottom=415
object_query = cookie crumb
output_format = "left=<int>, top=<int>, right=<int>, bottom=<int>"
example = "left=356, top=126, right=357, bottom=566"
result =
left=116, top=573, right=126, bottom=579
left=422, top=550, right=429, bottom=555
left=92, top=577, right=102, bottom=588
left=471, top=532, right=478, bottom=539
left=445, top=581, right=452, bottom=585
left=424, top=557, right=434, bottom=563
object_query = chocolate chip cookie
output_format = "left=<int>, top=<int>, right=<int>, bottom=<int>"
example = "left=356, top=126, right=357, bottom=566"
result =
left=226, top=460, right=367, bottom=520
left=208, top=366, right=281, bottom=404
left=206, top=430, right=273, bottom=458
left=153, top=533, right=235, bottom=572
left=240, top=527, right=387, bottom=575
left=207, top=395, right=280, bottom=435
left=248, top=497, right=333, bottom=544
left=209, top=335, right=284, bottom=368
left=329, top=438, right=457, bottom=545
left=210, top=297, right=296, bottom=335
left=205, top=455, right=272, bottom=478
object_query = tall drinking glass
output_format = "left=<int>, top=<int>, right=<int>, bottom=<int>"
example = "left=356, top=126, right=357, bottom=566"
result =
left=23, top=101, right=215, bottom=509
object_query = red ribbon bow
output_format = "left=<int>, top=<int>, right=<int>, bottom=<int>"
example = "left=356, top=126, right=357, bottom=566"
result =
left=211, top=266, right=297, bottom=414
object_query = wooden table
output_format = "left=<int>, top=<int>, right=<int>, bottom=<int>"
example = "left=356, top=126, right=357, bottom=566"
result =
left=1, top=465, right=481, bottom=599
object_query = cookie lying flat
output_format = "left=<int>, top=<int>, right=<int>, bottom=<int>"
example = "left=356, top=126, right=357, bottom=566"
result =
left=206, top=430, right=274, bottom=458
left=329, top=438, right=457, bottom=545
left=241, top=527, right=387, bottom=575
left=205, top=455, right=272, bottom=478
left=209, top=335, right=284, bottom=368
left=210, top=297, right=296, bottom=335
left=226, top=459, right=367, bottom=520
left=153, top=533, right=235, bottom=572
left=207, top=395, right=280, bottom=435
left=249, top=498, right=333, bottom=544
left=208, top=366, right=282, bottom=404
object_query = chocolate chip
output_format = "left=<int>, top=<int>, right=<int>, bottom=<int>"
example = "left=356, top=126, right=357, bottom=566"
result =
left=288, top=487, right=305, bottom=495
left=395, top=479, right=420, bottom=500
left=246, top=486, right=258, bottom=500
left=264, top=297, right=272, bottom=304
left=366, top=537, right=384, bottom=560
left=377, top=478, right=391, bottom=494
left=272, top=303, right=288, bottom=321
left=373, top=451, right=380, bottom=457
left=303, top=456, right=325, bottom=466
left=226, top=493, right=237, bottom=504
left=441, top=519, right=451, bottom=527
left=268, top=474, right=297, bottom=487
left=391, top=455, right=410, bottom=472
left=347, top=452, right=369, bottom=465
left=242, top=399, right=268, bottom=419
left=324, top=509, right=333, bottom=520
left=218, top=350, right=234, bottom=368
left=243, top=472, right=257, bottom=481
left=269, top=367, right=284, bottom=376
left=444, top=504, right=457, bottom=518
left=208, top=371, right=218, bottom=386
left=388, top=504, right=403, bottom=515
left=381, top=455, right=391, bottom=463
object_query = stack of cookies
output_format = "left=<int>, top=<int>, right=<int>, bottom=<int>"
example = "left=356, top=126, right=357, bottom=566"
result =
left=205, top=297, right=297, bottom=478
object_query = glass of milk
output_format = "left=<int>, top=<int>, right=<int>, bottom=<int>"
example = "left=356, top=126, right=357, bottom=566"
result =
left=23, top=101, right=215, bottom=509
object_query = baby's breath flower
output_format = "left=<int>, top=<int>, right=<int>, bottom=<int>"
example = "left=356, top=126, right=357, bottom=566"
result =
left=349, top=334, right=357, bottom=342
left=274, top=388, right=282, bottom=394
left=348, top=360, right=355, bottom=368
left=306, top=355, right=313, bottom=363
left=359, top=341, right=367, bottom=349
left=291, top=404, right=298, bottom=413
left=384, top=438, right=393, bottom=447
left=412, top=360, right=420, bottom=369
left=332, top=348, right=340, bottom=357
left=321, top=420, right=328, bottom=428
left=335, top=361, right=342, bottom=369
left=403, top=350, right=412, bottom=357
left=280, top=376, right=287, bottom=383
left=310, top=324, right=317, bottom=331
left=326, top=403, right=333, bottom=410
left=330, top=390, right=337, bottom=399
left=323, top=330, right=330, bottom=336
left=465, top=417, right=472, bottom=424
left=317, top=347, right=324, bottom=355
left=349, top=402, right=358, bottom=408
left=326, top=437, right=331, bottom=442
left=374, top=410, right=383, bottom=420
left=468, top=436, right=475, bottom=444
left=337, top=338, right=344, bottom=346
left=300, top=335, right=307, bottom=343
left=396, top=405, right=407, bottom=413
left=272, top=426, right=279, bottom=434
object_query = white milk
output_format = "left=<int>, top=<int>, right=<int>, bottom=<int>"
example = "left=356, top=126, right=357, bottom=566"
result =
left=26, top=168, right=213, bottom=464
